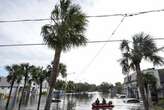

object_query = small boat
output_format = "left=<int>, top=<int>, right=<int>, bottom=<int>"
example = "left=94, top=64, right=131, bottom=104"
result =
left=92, top=103, right=114, bottom=109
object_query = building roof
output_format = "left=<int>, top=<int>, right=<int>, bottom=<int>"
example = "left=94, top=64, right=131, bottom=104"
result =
left=0, top=76, right=18, bottom=87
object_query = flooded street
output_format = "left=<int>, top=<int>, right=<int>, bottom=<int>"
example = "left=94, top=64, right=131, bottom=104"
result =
left=14, top=92, right=144, bottom=110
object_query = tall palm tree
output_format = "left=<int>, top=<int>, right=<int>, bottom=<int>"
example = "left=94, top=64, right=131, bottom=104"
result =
left=41, top=0, right=87, bottom=109
left=31, top=66, right=47, bottom=110
left=5, top=64, right=21, bottom=110
left=18, top=63, right=33, bottom=110
left=120, top=32, right=164, bottom=110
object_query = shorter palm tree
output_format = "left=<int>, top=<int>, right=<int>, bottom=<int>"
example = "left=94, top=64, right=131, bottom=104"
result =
left=46, top=63, right=67, bottom=85
left=143, top=73, right=157, bottom=103
left=18, top=63, right=33, bottom=110
left=31, top=66, right=47, bottom=110
left=5, top=64, right=21, bottom=110
left=120, top=32, right=164, bottom=110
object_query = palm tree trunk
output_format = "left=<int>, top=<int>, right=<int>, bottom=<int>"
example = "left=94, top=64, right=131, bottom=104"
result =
left=147, top=85, right=153, bottom=108
left=5, top=79, right=15, bottom=110
left=25, top=83, right=31, bottom=105
left=154, top=86, right=158, bottom=103
left=44, top=48, right=61, bottom=110
left=135, top=63, right=149, bottom=110
left=37, top=82, right=42, bottom=110
left=18, top=77, right=27, bottom=110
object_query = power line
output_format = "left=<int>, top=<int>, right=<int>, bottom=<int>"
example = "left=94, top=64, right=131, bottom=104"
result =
left=1, top=9, right=164, bottom=23
left=0, top=43, right=45, bottom=47
left=80, top=16, right=126, bottom=74
left=0, top=38, right=164, bottom=47
left=0, top=40, right=124, bottom=47
left=0, top=18, right=50, bottom=23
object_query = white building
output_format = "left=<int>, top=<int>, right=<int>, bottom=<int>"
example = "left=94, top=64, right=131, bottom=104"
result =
left=123, top=68, right=164, bottom=99
left=0, top=76, right=49, bottom=97
left=0, top=76, right=18, bottom=96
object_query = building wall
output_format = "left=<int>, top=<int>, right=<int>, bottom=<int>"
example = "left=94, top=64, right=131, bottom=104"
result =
left=123, top=68, right=164, bottom=99
left=0, top=77, right=47, bottom=96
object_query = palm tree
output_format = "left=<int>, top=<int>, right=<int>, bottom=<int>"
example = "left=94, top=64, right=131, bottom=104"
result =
left=120, top=32, right=164, bottom=110
left=46, top=63, right=67, bottom=85
left=18, top=63, right=33, bottom=110
left=143, top=73, right=158, bottom=103
left=31, top=66, right=47, bottom=110
left=41, top=0, right=87, bottom=109
left=59, top=63, right=67, bottom=78
left=5, top=64, right=21, bottom=110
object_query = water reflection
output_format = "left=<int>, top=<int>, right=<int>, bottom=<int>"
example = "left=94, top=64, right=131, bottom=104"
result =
left=66, top=99, right=76, bottom=110
left=8, top=92, right=143, bottom=110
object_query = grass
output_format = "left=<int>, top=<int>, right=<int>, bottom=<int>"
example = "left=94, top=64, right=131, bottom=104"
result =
left=153, top=99, right=164, bottom=110
left=153, top=106, right=164, bottom=110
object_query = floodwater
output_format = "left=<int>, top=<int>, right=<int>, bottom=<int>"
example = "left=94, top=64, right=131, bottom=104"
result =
left=1, top=92, right=144, bottom=110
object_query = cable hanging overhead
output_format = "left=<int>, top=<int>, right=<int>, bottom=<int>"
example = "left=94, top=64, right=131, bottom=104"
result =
left=0, top=40, right=124, bottom=47
left=0, top=8, right=164, bottom=23
left=0, top=38, right=164, bottom=47
left=80, top=16, right=126, bottom=74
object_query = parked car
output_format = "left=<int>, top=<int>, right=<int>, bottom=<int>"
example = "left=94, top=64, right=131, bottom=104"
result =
left=123, top=98, right=140, bottom=103
left=118, top=95, right=127, bottom=99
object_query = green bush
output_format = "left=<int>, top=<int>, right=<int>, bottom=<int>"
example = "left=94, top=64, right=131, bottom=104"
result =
left=153, top=106, right=164, bottom=110
left=41, top=91, right=47, bottom=95
left=158, top=99, right=164, bottom=105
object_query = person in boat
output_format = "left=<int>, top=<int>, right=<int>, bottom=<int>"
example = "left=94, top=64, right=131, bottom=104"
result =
left=95, top=98, right=100, bottom=105
left=108, top=101, right=112, bottom=105
left=102, top=98, right=106, bottom=104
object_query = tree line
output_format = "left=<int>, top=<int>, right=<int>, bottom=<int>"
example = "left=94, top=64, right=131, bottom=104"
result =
left=4, top=62, right=123, bottom=110
left=55, top=80, right=123, bottom=94
left=5, top=63, right=67, bottom=110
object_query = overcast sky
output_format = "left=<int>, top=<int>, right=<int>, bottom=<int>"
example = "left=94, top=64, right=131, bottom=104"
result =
left=0, top=0, right=164, bottom=85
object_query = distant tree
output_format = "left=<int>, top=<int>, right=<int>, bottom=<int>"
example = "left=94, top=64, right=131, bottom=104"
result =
left=55, top=80, right=66, bottom=90
left=66, top=81, right=75, bottom=93
left=5, top=64, right=22, bottom=110
left=18, top=63, right=33, bottom=110
left=115, top=82, right=123, bottom=94
left=119, top=32, right=164, bottom=110
left=75, top=82, right=90, bottom=92
left=89, top=84, right=97, bottom=92
left=98, top=82, right=112, bottom=93
left=31, top=66, right=47, bottom=110
left=41, top=0, right=87, bottom=109
left=46, top=63, right=67, bottom=85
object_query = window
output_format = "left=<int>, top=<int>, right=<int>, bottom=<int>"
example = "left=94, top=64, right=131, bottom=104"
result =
left=127, top=99, right=139, bottom=103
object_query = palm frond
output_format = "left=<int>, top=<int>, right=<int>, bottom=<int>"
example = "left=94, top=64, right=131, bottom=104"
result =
left=5, top=66, right=12, bottom=72
left=129, top=62, right=135, bottom=71
left=120, top=40, right=129, bottom=52
left=120, top=57, right=129, bottom=75
left=148, top=54, right=164, bottom=65
left=59, top=63, right=67, bottom=78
